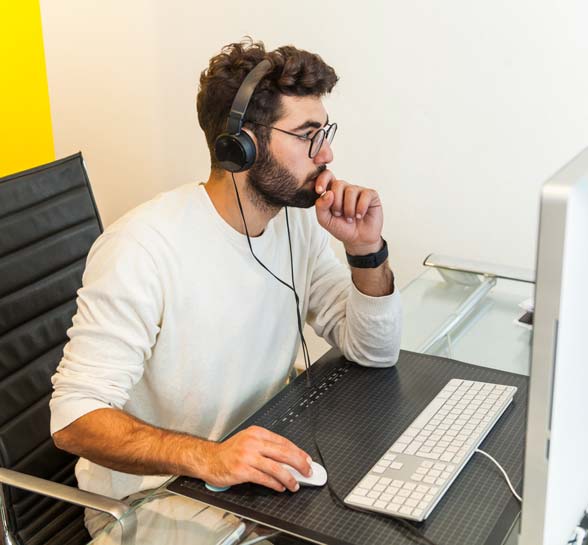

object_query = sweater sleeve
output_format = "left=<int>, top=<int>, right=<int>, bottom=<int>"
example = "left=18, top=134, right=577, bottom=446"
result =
left=50, top=230, right=164, bottom=435
left=305, top=227, right=402, bottom=368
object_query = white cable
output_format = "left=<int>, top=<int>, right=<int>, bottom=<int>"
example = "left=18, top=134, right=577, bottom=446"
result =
left=475, top=449, right=522, bottom=502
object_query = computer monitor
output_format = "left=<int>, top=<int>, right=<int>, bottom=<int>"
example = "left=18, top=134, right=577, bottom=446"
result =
left=519, top=147, right=588, bottom=545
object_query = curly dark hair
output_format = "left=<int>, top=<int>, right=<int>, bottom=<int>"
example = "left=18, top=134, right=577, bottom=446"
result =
left=197, top=38, right=339, bottom=170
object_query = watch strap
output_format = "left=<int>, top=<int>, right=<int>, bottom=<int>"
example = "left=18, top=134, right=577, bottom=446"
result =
left=346, top=238, right=388, bottom=268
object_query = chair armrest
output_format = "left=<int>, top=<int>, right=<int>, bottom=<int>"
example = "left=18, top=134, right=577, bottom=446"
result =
left=0, top=468, right=127, bottom=520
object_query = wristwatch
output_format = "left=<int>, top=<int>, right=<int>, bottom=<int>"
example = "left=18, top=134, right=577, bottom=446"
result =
left=346, top=238, right=388, bottom=268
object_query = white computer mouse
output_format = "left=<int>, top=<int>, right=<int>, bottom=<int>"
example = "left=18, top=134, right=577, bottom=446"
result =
left=282, top=461, right=327, bottom=487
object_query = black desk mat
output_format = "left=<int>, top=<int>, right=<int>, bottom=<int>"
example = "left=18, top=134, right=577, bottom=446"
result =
left=168, top=349, right=527, bottom=545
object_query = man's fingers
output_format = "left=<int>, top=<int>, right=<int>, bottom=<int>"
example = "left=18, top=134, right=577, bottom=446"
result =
left=258, top=441, right=311, bottom=477
left=246, top=426, right=312, bottom=477
left=247, top=467, right=288, bottom=493
left=343, top=186, right=361, bottom=221
left=355, top=189, right=377, bottom=219
left=328, top=179, right=346, bottom=217
left=255, top=457, right=300, bottom=492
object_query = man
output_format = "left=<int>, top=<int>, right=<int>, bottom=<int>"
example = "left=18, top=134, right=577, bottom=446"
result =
left=50, top=39, right=401, bottom=542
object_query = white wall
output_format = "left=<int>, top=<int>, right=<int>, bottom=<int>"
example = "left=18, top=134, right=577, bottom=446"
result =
left=40, top=0, right=588, bottom=359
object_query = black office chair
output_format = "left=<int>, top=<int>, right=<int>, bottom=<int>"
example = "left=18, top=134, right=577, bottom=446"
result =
left=0, top=154, right=132, bottom=545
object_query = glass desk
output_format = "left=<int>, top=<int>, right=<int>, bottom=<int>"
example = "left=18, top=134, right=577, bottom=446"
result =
left=88, top=261, right=534, bottom=545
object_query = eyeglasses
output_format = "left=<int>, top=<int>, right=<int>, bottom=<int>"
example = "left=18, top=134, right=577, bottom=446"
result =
left=250, top=121, right=337, bottom=159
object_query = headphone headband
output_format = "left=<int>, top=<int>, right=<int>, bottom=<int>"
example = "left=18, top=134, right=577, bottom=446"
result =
left=226, top=59, right=272, bottom=134
left=215, top=58, right=272, bottom=172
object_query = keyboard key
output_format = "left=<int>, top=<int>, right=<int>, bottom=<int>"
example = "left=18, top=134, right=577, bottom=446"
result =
left=354, top=488, right=368, bottom=496
left=392, top=480, right=404, bottom=487
left=390, top=444, right=406, bottom=453
left=368, top=491, right=380, bottom=499
left=412, top=474, right=423, bottom=481
left=398, top=489, right=410, bottom=498
left=359, top=476, right=378, bottom=489
left=405, top=499, right=419, bottom=507
left=379, top=477, right=392, bottom=485
left=381, top=493, right=393, bottom=502
left=373, top=466, right=386, bottom=473
left=375, top=500, right=388, bottom=508
left=400, top=506, right=413, bottom=515
left=405, top=442, right=422, bottom=455
left=373, top=484, right=386, bottom=492
left=390, top=462, right=403, bottom=470
left=403, top=482, right=416, bottom=490
left=422, top=461, right=434, bottom=468
left=387, top=503, right=401, bottom=512
left=348, top=495, right=374, bottom=506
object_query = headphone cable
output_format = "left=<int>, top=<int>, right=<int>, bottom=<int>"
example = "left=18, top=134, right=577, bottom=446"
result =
left=230, top=173, right=439, bottom=545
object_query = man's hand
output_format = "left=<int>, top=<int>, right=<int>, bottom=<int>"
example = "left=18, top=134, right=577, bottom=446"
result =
left=201, top=426, right=312, bottom=493
left=314, top=169, right=383, bottom=256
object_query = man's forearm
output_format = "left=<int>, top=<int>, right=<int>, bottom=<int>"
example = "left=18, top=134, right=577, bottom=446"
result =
left=350, top=261, right=395, bottom=297
left=52, top=408, right=213, bottom=479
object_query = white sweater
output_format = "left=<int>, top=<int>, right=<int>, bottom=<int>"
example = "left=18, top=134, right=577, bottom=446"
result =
left=50, top=183, right=402, bottom=500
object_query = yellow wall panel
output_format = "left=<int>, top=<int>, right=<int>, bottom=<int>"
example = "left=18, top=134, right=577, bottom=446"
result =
left=0, top=0, right=54, bottom=178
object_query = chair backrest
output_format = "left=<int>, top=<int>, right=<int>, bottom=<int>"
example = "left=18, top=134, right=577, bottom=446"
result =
left=0, top=154, right=103, bottom=545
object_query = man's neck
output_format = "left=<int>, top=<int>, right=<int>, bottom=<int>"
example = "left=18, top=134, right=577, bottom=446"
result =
left=204, top=170, right=279, bottom=237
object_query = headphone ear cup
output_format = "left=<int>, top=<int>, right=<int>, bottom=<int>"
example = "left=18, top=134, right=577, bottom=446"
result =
left=215, top=132, right=257, bottom=173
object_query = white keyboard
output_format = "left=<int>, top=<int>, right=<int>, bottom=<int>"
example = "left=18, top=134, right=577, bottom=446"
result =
left=344, top=379, right=517, bottom=521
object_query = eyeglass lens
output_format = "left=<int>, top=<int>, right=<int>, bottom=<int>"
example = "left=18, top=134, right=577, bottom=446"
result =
left=310, top=123, right=337, bottom=158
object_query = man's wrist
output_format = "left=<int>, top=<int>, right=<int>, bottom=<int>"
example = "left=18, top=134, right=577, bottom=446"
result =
left=175, top=434, right=215, bottom=479
left=344, top=238, right=384, bottom=257
left=345, top=238, right=388, bottom=269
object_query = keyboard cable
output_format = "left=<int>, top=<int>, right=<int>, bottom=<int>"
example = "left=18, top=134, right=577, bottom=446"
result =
left=474, top=449, right=522, bottom=502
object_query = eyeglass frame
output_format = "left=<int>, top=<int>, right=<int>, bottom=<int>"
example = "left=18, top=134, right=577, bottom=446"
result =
left=248, top=120, right=337, bottom=159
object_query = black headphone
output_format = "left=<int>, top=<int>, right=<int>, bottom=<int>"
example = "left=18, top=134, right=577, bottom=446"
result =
left=214, top=59, right=272, bottom=173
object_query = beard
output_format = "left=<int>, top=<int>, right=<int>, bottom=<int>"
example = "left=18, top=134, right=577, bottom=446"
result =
left=246, top=146, right=326, bottom=211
